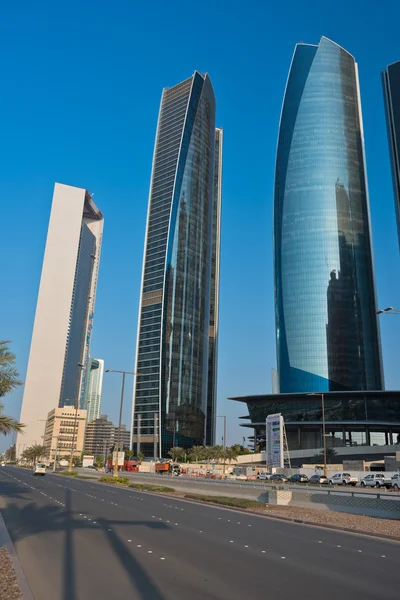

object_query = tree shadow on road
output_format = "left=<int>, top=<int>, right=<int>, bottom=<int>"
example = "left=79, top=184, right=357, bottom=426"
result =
left=1, top=482, right=169, bottom=600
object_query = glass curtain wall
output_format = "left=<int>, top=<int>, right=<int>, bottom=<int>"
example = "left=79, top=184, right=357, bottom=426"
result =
left=274, top=37, right=383, bottom=394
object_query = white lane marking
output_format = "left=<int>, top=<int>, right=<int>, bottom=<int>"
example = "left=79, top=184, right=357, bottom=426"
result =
left=160, top=557, right=165, bottom=560
left=281, top=556, right=286, bottom=559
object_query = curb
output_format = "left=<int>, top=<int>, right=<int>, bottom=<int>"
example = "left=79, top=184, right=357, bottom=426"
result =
left=0, top=513, right=34, bottom=600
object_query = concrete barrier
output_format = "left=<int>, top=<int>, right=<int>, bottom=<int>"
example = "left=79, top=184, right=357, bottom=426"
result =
left=126, top=473, right=400, bottom=519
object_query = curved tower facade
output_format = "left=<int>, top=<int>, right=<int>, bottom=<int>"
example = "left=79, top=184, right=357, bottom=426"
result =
left=132, top=72, right=222, bottom=457
left=274, top=37, right=383, bottom=394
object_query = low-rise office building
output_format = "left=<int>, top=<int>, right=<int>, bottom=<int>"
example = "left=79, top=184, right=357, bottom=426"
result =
left=43, top=406, right=87, bottom=462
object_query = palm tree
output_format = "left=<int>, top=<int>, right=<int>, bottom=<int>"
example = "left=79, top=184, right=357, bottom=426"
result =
left=0, top=341, right=22, bottom=397
left=223, top=446, right=239, bottom=464
left=312, top=447, right=338, bottom=465
left=168, top=446, right=185, bottom=462
left=0, top=402, right=24, bottom=435
left=5, top=445, right=16, bottom=462
left=0, top=341, right=24, bottom=435
left=137, top=451, right=144, bottom=464
left=22, top=444, right=47, bottom=465
left=188, top=445, right=204, bottom=463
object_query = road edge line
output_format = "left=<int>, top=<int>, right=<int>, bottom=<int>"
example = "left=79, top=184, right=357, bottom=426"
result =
left=0, top=512, right=35, bottom=600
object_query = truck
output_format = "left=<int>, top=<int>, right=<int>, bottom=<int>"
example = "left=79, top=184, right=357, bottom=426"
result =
left=107, top=459, right=139, bottom=472
left=155, top=462, right=171, bottom=474
left=232, top=466, right=257, bottom=478
left=82, top=455, right=94, bottom=468
left=155, top=462, right=182, bottom=475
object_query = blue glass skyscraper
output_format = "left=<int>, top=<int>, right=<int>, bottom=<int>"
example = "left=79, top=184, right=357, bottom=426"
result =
left=274, top=37, right=383, bottom=394
left=131, top=72, right=222, bottom=457
left=382, top=61, right=400, bottom=249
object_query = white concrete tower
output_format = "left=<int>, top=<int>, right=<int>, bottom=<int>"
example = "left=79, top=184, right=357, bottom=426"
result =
left=17, top=183, right=103, bottom=455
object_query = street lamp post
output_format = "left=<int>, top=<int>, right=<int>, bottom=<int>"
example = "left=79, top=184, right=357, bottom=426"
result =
left=216, top=415, right=227, bottom=450
left=307, top=393, right=327, bottom=477
left=105, top=370, right=142, bottom=477
left=216, top=415, right=227, bottom=475
left=376, top=306, right=400, bottom=315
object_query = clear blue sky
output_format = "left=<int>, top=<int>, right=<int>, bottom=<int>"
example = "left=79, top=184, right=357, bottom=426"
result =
left=1, top=1, right=400, bottom=452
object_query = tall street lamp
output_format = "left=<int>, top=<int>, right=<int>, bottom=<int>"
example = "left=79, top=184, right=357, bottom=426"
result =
left=216, top=415, right=227, bottom=450
left=216, top=415, right=227, bottom=475
left=105, top=369, right=142, bottom=477
left=376, top=306, right=400, bottom=315
left=307, top=393, right=327, bottom=477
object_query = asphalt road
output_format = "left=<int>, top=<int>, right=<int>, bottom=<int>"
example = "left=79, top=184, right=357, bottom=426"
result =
left=0, top=467, right=399, bottom=600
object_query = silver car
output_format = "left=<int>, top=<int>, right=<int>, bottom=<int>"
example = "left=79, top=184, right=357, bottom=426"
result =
left=360, top=473, right=391, bottom=489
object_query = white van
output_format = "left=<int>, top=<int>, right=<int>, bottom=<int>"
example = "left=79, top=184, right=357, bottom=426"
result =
left=33, top=463, right=46, bottom=476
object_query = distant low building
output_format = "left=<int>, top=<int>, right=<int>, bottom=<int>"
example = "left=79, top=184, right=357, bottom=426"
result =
left=84, top=414, right=130, bottom=456
left=43, top=406, right=87, bottom=462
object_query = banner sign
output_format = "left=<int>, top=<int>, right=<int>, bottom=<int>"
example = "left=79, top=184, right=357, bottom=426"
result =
left=265, top=413, right=284, bottom=468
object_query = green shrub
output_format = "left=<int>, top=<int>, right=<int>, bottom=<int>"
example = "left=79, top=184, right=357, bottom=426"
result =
left=58, top=471, right=78, bottom=477
left=99, top=476, right=130, bottom=485
left=129, top=483, right=175, bottom=493
left=184, top=494, right=262, bottom=509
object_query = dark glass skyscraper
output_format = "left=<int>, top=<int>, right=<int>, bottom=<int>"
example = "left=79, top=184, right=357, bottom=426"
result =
left=382, top=61, right=400, bottom=248
left=131, top=72, right=222, bottom=457
left=274, top=37, right=383, bottom=394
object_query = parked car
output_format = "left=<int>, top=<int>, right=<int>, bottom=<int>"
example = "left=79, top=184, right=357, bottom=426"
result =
left=360, top=473, right=392, bottom=489
left=288, top=473, right=308, bottom=484
left=391, top=473, right=400, bottom=491
left=308, top=474, right=328, bottom=485
left=328, top=472, right=358, bottom=486
left=269, top=474, right=288, bottom=483
left=1, top=462, right=5, bottom=467
left=33, top=463, right=46, bottom=476
left=257, top=471, right=271, bottom=480
left=84, top=465, right=98, bottom=471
